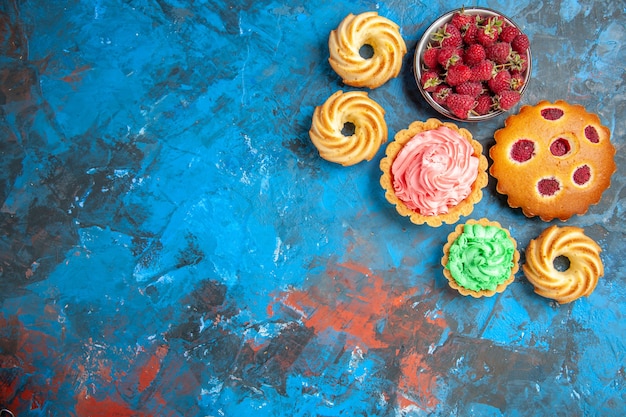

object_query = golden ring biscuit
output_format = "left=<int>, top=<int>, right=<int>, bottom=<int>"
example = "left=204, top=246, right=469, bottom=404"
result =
left=523, top=225, right=603, bottom=304
left=328, top=12, right=407, bottom=89
left=309, top=90, right=387, bottom=166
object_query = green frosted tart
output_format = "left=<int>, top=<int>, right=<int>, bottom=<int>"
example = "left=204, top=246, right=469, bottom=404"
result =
left=442, top=218, right=520, bottom=298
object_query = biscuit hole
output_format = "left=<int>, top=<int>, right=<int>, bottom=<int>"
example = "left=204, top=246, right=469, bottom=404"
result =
left=341, top=122, right=356, bottom=136
left=359, top=44, right=375, bottom=59
left=553, top=255, right=571, bottom=272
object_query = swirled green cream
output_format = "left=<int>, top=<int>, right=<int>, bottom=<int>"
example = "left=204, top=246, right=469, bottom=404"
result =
left=446, top=224, right=515, bottom=291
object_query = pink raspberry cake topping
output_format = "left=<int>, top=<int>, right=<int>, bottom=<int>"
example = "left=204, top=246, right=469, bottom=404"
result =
left=573, top=165, right=591, bottom=185
left=537, top=178, right=561, bottom=196
left=510, top=139, right=535, bottom=162
left=550, top=138, right=571, bottom=156
left=540, top=107, right=564, bottom=120
left=585, top=125, right=600, bottom=143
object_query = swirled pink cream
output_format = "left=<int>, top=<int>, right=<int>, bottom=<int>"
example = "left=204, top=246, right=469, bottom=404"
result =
left=391, top=126, right=479, bottom=216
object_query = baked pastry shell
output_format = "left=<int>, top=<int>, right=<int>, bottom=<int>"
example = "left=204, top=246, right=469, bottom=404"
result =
left=441, top=218, right=520, bottom=298
left=379, top=118, right=488, bottom=227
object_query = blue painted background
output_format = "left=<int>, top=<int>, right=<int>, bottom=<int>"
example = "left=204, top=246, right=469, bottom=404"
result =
left=0, top=0, right=624, bottom=416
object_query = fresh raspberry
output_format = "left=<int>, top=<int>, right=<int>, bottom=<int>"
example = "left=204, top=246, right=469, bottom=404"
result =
left=486, top=42, right=511, bottom=64
left=489, top=16, right=505, bottom=30
left=437, top=46, right=463, bottom=69
left=446, top=63, right=472, bottom=86
left=432, top=84, right=452, bottom=105
left=510, top=71, right=525, bottom=91
left=421, top=70, right=441, bottom=92
left=488, top=70, right=512, bottom=94
left=512, top=34, right=530, bottom=53
left=433, top=23, right=463, bottom=48
left=443, top=24, right=463, bottom=48
left=507, top=52, right=528, bottom=72
left=420, top=13, right=529, bottom=118
left=476, top=28, right=497, bottom=47
left=495, top=90, right=521, bottom=110
left=450, top=10, right=476, bottom=30
left=423, top=46, right=440, bottom=69
left=499, top=25, right=520, bottom=43
left=464, top=43, right=486, bottom=66
left=476, top=16, right=503, bottom=47
left=445, top=93, right=476, bottom=119
left=473, top=93, right=493, bottom=115
left=462, top=22, right=478, bottom=45
left=455, top=81, right=483, bottom=97
left=469, top=59, right=495, bottom=82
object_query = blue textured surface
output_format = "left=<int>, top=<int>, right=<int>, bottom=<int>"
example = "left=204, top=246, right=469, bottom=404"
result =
left=0, top=0, right=625, bottom=416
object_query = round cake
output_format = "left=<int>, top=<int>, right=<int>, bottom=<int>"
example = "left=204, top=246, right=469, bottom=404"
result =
left=309, top=90, right=387, bottom=166
left=441, top=218, right=520, bottom=298
left=489, top=100, right=616, bottom=221
left=379, top=118, right=488, bottom=226
left=328, top=12, right=407, bottom=89
left=523, top=225, right=603, bottom=304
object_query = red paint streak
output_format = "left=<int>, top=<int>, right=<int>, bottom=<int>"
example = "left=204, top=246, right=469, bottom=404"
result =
left=424, top=310, right=447, bottom=328
left=0, top=354, right=20, bottom=404
left=153, top=391, right=167, bottom=406
left=19, top=387, right=44, bottom=410
left=396, top=390, right=417, bottom=410
left=138, top=345, right=168, bottom=392
left=397, top=351, right=438, bottom=411
left=278, top=262, right=412, bottom=350
left=143, top=349, right=202, bottom=414
left=60, top=65, right=92, bottom=83
left=271, top=259, right=449, bottom=410
left=75, top=389, right=147, bottom=417
left=0, top=312, right=75, bottom=414
left=245, top=338, right=269, bottom=354
left=97, top=361, right=113, bottom=384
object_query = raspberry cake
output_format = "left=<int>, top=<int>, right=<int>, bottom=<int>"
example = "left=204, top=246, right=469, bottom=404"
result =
left=489, top=100, right=616, bottom=221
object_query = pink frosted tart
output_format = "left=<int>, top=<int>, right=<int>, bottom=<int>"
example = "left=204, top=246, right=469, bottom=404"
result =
left=380, top=118, right=488, bottom=226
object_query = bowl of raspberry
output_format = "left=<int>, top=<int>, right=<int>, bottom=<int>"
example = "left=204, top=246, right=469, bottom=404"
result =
left=414, top=7, right=531, bottom=122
